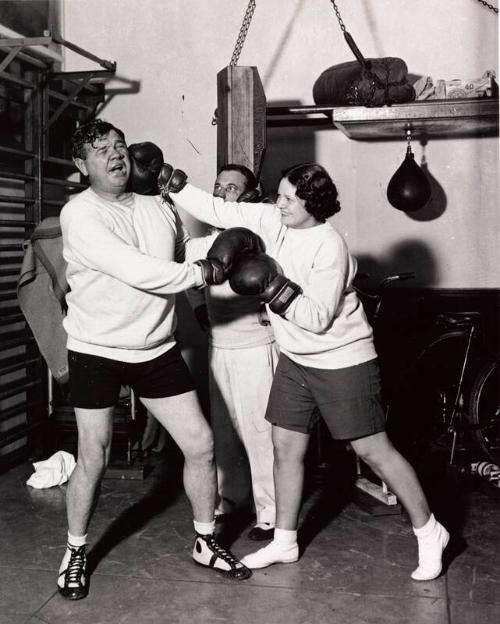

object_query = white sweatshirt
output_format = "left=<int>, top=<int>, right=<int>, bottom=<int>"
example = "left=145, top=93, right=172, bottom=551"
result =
left=61, top=188, right=211, bottom=362
left=205, top=280, right=275, bottom=349
left=173, top=184, right=376, bottom=369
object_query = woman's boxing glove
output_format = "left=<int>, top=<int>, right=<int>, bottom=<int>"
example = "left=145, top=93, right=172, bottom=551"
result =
left=229, top=253, right=302, bottom=315
left=128, top=142, right=164, bottom=195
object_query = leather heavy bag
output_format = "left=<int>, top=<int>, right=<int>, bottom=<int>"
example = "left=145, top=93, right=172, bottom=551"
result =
left=313, top=58, right=415, bottom=107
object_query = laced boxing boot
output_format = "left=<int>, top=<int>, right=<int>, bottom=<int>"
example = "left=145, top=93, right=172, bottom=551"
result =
left=241, top=528, right=299, bottom=569
left=57, top=544, right=88, bottom=600
left=411, top=514, right=450, bottom=581
left=192, top=533, right=251, bottom=580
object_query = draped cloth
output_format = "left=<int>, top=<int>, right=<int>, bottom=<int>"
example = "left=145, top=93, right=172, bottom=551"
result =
left=17, top=217, right=69, bottom=384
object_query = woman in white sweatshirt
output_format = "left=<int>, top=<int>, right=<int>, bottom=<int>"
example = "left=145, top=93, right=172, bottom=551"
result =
left=168, top=162, right=450, bottom=582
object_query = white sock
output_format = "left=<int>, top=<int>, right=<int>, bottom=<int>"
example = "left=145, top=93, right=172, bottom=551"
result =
left=412, top=513, right=437, bottom=538
left=194, top=520, right=215, bottom=536
left=411, top=514, right=449, bottom=581
left=273, top=528, right=297, bottom=545
left=67, top=532, right=87, bottom=548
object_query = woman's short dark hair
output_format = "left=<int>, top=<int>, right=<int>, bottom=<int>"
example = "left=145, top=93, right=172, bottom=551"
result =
left=282, top=163, right=341, bottom=222
left=72, top=119, right=125, bottom=160
left=218, top=164, right=258, bottom=190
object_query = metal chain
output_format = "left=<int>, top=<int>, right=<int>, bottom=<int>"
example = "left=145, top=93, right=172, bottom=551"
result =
left=230, top=0, right=257, bottom=66
left=476, top=0, right=498, bottom=13
left=329, top=0, right=346, bottom=32
left=212, top=0, right=257, bottom=125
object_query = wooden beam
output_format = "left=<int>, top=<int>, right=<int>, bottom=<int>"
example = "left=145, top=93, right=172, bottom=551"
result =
left=216, top=65, right=266, bottom=178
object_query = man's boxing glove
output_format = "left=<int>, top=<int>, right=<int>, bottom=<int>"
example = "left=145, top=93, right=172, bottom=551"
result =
left=194, top=258, right=226, bottom=288
left=230, top=253, right=302, bottom=315
left=237, top=186, right=262, bottom=203
left=207, top=227, right=265, bottom=276
left=128, top=142, right=165, bottom=195
left=158, top=163, right=188, bottom=201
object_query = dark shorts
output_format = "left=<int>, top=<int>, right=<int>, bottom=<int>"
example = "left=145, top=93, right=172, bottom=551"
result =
left=68, top=346, right=196, bottom=409
left=265, top=355, right=386, bottom=440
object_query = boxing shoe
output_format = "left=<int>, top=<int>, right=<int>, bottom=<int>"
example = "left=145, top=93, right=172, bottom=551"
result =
left=193, top=533, right=251, bottom=580
left=57, top=545, right=88, bottom=600
left=247, top=522, right=275, bottom=541
left=240, top=539, right=299, bottom=569
left=411, top=515, right=450, bottom=581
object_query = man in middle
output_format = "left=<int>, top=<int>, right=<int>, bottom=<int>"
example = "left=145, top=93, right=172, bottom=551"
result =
left=192, top=164, right=278, bottom=541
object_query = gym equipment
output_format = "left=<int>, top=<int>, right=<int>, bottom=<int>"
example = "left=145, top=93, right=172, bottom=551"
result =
left=313, top=1, right=415, bottom=108
left=229, top=253, right=302, bottom=315
left=206, top=227, right=265, bottom=276
left=387, top=128, right=431, bottom=212
left=158, top=163, right=188, bottom=201
left=128, top=141, right=165, bottom=195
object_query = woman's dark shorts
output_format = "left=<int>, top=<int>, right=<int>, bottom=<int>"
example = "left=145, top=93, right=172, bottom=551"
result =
left=265, top=355, right=386, bottom=440
left=68, top=345, right=195, bottom=409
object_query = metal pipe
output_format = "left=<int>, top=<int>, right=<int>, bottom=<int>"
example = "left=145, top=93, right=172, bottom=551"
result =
left=50, top=32, right=116, bottom=72
left=267, top=105, right=335, bottom=116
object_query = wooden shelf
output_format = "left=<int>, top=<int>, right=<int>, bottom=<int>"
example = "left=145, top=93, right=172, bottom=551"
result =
left=332, top=98, right=499, bottom=140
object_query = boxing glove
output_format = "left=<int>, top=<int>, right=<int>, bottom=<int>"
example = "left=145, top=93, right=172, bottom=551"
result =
left=194, top=258, right=226, bottom=287
left=230, top=253, right=302, bottom=315
left=128, top=142, right=164, bottom=195
left=158, top=163, right=188, bottom=200
left=207, top=227, right=265, bottom=276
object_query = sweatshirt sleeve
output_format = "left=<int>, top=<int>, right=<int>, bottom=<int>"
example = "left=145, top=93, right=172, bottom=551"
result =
left=60, top=202, right=204, bottom=294
left=173, top=183, right=279, bottom=238
left=283, top=237, right=351, bottom=334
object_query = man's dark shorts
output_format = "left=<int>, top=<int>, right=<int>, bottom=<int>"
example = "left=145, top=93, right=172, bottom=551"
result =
left=265, top=355, right=386, bottom=440
left=68, top=346, right=195, bottom=409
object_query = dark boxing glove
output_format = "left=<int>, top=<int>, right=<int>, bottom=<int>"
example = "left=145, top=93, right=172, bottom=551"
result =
left=230, top=253, right=302, bottom=315
left=207, top=227, right=265, bottom=276
left=194, top=258, right=225, bottom=287
left=158, top=163, right=188, bottom=201
left=237, top=186, right=262, bottom=203
left=128, top=142, right=164, bottom=195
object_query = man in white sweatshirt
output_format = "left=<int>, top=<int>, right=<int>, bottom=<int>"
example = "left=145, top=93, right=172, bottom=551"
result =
left=192, top=165, right=277, bottom=541
left=56, top=120, right=251, bottom=601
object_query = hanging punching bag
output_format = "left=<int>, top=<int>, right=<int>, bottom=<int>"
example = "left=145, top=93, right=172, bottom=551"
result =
left=387, top=145, right=431, bottom=212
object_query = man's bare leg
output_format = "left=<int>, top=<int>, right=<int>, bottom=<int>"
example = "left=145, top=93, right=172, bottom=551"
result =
left=140, top=391, right=215, bottom=522
left=59, top=406, right=114, bottom=600
left=141, top=391, right=251, bottom=580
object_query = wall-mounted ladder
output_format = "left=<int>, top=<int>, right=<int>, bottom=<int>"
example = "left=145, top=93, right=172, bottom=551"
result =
left=0, top=32, right=115, bottom=471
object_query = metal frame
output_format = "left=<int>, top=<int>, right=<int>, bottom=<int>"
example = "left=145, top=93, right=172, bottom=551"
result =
left=0, top=33, right=115, bottom=470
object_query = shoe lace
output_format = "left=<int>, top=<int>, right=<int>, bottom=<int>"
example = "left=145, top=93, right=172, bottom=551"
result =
left=202, top=534, right=240, bottom=567
left=65, top=546, right=86, bottom=585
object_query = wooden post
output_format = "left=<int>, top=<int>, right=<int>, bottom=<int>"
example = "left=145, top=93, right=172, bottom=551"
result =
left=216, top=65, right=266, bottom=178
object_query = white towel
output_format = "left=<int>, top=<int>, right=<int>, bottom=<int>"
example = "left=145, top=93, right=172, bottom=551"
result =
left=26, top=450, right=76, bottom=489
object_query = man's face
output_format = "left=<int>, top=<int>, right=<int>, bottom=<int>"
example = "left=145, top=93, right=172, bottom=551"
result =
left=213, top=170, right=248, bottom=202
left=74, top=130, right=130, bottom=195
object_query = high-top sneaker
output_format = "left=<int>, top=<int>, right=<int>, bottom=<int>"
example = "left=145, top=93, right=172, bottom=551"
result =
left=57, top=545, right=88, bottom=600
left=192, top=533, right=251, bottom=580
